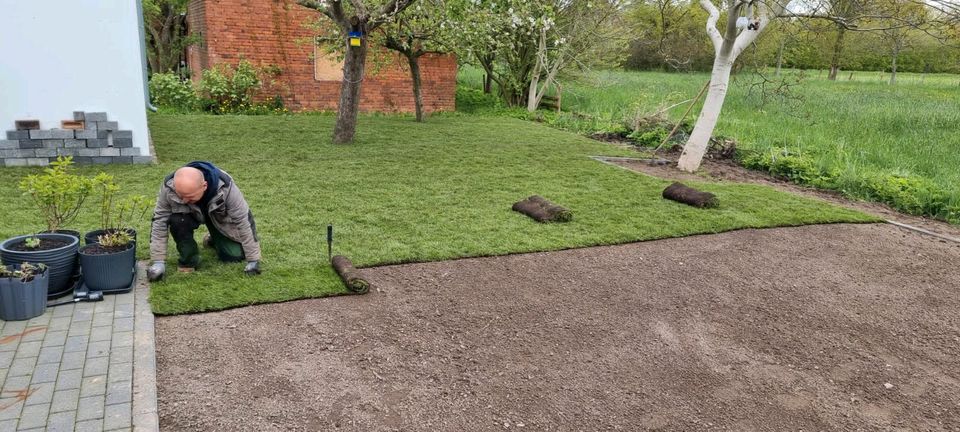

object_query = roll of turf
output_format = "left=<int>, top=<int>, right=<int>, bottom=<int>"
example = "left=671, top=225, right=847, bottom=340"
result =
left=331, top=255, right=370, bottom=294
left=662, top=182, right=718, bottom=208
left=513, top=196, right=573, bottom=222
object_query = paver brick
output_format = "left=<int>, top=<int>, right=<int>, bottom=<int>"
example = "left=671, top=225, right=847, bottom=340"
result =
left=105, top=380, right=131, bottom=406
left=78, top=147, right=100, bottom=156
left=59, top=351, right=85, bottom=371
left=107, top=362, right=132, bottom=383
left=24, top=382, right=54, bottom=406
left=113, top=138, right=133, bottom=148
left=8, top=357, right=37, bottom=377
left=54, top=369, right=82, bottom=391
left=18, top=403, right=49, bottom=429
left=100, top=148, right=121, bottom=157
left=120, top=147, right=141, bottom=156
left=46, top=410, right=76, bottom=431
left=0, top=139, right=17, bottom=149
left=65, top=138, right=89, bottom=147
left=30, top=363, right=60, bottom=384
left=42, top=139, right=64, bottom=148
left=83, top=357, right=109, bottom=377
left=104, top=402, right=132, bottom=430
left=37, top=346, right=64, bottom=365
left=111, top=332, right=133, bottom=349
left=0, top=351, right=15, bottom=368
left=97, top=121, right=118, bottom=131
left=2, top=375, right=31, bottom=393
left=0, top=149, right=24, bottom=158
left=108, top=346, right=132, bottom=365
left=76, top=395, right=105, bottom=421
left=6, top=130, right=30, bottom=140
left=40, top=331, right=67, bottom=348
left=26, top=158, right=49, bottom=166
left=18, top=140, right=43, bottom=149
left=91, top=157, right=114, bottom=164
left=50, top=388, right=80, bottom=413
left=63, top=336, right=88, bottom=353
left=86, top=341, right=111, bottom=359
left=3, top=158, right=28, bottom=167
left=75, top=419, right=104, bottom=432
left=79, top=375, right=106, bottom=398
left=73, top=111, right=85, bottom=121
left=84, top=112, right=108, bottom=122
left=132, top=156, right=154, bottom=164
left=15, top=342, right=41, bottom=358
left=34, top=148, right=58, bottom=157
left=90, top=326, right=112, bottom=342
left=113, top=318, right=134, bottom=333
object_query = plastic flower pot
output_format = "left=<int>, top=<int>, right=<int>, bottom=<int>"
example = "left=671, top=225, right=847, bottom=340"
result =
left=42, top=230, right=81, bottom=240
left=0, top=266, right=48, bottom=321
left=0, top=267, right=48, bottom=320
left=0, top=233, right=79, bottom=299
left=78, top=242, right=136, bottom=292
left=84, top=228, right=138, bottom=246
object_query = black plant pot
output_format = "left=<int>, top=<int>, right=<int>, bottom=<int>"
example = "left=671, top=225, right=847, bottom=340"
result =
left=0, top=234, right=79, bottom=299
left=85, top=228, right=138, bottom=246
left=79, top=243, right=136, bottom=293
left=0, top=267, right=49, bottom=321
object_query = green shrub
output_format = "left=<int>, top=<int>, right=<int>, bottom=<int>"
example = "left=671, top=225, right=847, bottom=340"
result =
left=855, top=172, right=949, bottom=218
left=456, top=87, right=503, bottom=113
left=198, top=60, right=262, bottom=114
left=19, top=156, right=95, bottom=232
left=739, top=149, right=831, bottom=185
left=149, top=73, right=198, bottom=112
left=627, top=126, right=670, bottom=147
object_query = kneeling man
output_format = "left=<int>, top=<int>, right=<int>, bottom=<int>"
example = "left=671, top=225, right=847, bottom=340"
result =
left=147, top=161, right=261, bottom=281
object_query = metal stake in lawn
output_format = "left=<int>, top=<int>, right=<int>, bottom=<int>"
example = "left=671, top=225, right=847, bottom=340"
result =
left=327, top=224, right=333, bottom=261
left=655, top=79, right=710, bottom=154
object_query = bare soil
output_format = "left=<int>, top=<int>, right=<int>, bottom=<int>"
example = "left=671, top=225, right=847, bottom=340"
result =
left=5, top=238, right=71, bottom=252
left=157, top=223, right=960, bottom=431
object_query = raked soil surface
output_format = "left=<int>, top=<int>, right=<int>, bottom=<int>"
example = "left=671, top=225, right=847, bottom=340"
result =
left=157, top=223, right=960, bottom=431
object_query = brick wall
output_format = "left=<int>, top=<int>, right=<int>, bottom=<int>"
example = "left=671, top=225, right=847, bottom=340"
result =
left=187, top=0, right=457, bottom=113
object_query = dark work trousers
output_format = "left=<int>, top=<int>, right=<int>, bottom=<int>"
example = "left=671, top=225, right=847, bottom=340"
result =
left=168, top=213, right=245, bottom=267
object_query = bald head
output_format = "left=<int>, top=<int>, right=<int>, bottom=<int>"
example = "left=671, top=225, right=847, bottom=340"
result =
left=173, top=167, right=207, bottom=204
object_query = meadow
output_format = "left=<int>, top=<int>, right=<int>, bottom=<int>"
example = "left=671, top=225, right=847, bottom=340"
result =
left=459, top=68, right=960, bottom=222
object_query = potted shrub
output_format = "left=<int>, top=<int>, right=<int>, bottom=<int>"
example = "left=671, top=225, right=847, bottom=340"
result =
left=79, top=192, right=150, bottom=293
left=18, top=156, right=94, bottom=240
left=0, top=263, right=48, bottom=321
left=0, top=233, right=78, bottom=299
left=84, top=174, right=147, bottom=245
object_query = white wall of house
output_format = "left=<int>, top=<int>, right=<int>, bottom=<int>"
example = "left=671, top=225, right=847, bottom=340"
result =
left=0, top=0, right=151, bottom=154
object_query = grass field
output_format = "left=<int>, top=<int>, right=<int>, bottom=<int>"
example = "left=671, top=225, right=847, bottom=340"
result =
left=0, top=115, right=875, bottom=314
left=459, top=68, right=960, bottom=222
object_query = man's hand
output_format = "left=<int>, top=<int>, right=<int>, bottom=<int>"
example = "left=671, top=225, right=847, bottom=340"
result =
left=147, top=261, right=166, bottom=282
left=244, top=261, right=261, bottom=276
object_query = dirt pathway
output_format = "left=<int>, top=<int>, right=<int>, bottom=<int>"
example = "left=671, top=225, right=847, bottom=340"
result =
left=157, top=223, right=960, bottom=431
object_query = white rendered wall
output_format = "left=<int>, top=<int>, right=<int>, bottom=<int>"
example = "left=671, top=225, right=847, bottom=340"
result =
left=0, top=0, right=151, bottom=154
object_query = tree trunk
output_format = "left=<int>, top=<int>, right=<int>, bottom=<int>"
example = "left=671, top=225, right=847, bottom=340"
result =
left=828, top=28, right=846, bottom=81
left=483, top=74, right=492, bottom=94
left=334, top=37, right=368, bottom=144
left=406, top=53, right=424, bottom=122
left=889, top=45, right=899, bottom=85
left=677, top=55, right=734, bottom=172
left=775, top=38, right=785, bottom=77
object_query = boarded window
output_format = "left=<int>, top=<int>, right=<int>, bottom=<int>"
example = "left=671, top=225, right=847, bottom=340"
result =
left=314, top=45, right=343, bottom=81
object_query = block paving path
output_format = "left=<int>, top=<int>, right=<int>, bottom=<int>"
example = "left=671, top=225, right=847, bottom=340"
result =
left=0, top=265, right=158, bottom=431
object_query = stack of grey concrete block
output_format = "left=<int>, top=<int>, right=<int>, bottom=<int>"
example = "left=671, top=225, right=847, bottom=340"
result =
left=1, top=112, right=152, bottom=167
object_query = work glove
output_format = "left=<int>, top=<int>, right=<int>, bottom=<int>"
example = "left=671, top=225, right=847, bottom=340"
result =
left=147, top=261, right=166, bottom=282
left=244, top=261, right=261, bottom=276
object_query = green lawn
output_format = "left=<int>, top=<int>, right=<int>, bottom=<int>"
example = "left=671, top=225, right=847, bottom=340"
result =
left=460, top=68, right=960, bottom=222
left=0, top=114, right=876, bottom=314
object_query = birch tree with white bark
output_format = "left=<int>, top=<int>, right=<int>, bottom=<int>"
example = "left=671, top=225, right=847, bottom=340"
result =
left=677, top=0, right=788, bottom=172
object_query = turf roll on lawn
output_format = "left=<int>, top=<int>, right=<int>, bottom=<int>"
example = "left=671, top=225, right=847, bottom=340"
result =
left=512, top=195, right=573, bottom=223
left=331, top=255, right=370, bottom=294
left=662, top=182, right=719, bottom=208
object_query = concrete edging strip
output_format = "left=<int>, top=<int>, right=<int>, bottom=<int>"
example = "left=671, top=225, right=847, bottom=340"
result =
left=132, top=262, right=160, bottom=431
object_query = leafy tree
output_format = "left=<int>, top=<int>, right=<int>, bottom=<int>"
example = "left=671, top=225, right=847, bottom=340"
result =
left=298, top=0, right=419, bottom=144
left=143, top=0, right=197, bottom=74
left=377, top=0, right=452, bottom=122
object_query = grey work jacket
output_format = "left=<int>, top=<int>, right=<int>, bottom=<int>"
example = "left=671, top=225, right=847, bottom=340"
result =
left=149, top=170, right=261, bottom=262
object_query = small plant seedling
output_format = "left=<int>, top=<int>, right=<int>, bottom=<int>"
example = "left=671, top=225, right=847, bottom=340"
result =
left=0, top=262, right=47, bottom=282
left=97, top=230, right=134, bottom=248
left=24, top=236, right=41, bottom=249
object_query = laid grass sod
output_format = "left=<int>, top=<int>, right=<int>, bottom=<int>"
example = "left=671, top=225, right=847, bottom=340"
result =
left=0, top=114, right=877, bottom=314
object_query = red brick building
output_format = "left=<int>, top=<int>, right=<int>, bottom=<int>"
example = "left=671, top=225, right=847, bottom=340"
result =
left=186, top=0, right=457, bottom=113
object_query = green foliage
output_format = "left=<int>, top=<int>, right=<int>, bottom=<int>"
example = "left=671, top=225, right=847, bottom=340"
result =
left=23, top=237, right=40, bottom=249
left=94, top=173, right=151, bottom=234
left=198, top=60, right=263, bottom=114
left=149, top=72, right=198, bottom=111
left=0, top=262, right=46, bottom=282
left=18, top=157, right=95, bottom=232
left=855, top=172, right=953, bottom=220
left=98, top=230, right=135, bottom=248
